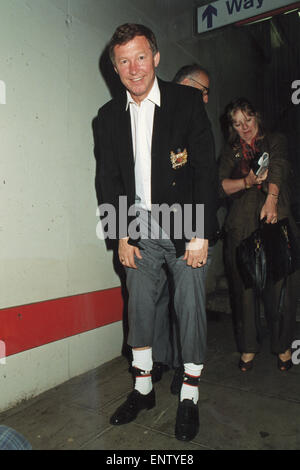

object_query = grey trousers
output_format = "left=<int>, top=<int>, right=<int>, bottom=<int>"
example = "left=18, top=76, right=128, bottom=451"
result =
left=152, top=246, right=213, bottom=368
left=151, top=266, right=173, bottom=366
left=125, top=237, right=210, bottom=365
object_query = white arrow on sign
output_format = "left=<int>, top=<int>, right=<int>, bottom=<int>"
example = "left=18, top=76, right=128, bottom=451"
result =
left=197, top=0, right=299, bottom=33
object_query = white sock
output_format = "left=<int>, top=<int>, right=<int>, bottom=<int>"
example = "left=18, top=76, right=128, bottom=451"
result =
left=180, top=363, right=203, bottom=405
left=132, top=348, right=153, bottom=395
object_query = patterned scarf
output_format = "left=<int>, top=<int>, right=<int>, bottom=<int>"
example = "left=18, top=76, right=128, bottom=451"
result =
left=239, top=137, right=260, bottom=175
left=240, top=137, right=260, bottom=161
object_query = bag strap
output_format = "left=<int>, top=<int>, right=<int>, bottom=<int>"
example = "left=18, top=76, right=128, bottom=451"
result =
left=277, top=276, right=287, bottom=327
left=253, top=233, right=265, bottom=343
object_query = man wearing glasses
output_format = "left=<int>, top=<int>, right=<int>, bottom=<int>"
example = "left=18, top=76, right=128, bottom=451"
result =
left=152, top=64, right=216, bottom=395
left=173, top=64, right=210, bottom=103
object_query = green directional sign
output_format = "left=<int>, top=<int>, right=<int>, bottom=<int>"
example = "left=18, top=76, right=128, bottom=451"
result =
left=197, top=0, right=299, bottom=33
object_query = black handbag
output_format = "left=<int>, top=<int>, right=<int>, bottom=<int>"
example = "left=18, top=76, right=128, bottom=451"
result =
left=236, top=224, right=267, bottom=293
left=236, top=217, right=298, bottom=291
left=236, top=218, right=298, bottom=340
left=262, top=218, right=297, bottom=284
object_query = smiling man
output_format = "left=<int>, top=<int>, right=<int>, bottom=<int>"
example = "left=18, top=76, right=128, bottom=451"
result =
left=112, top=34, right=160, bottom=106
left=95, top=23, right=218, bottom=442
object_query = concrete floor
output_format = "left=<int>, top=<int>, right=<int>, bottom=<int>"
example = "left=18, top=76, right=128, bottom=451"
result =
left=0, top=311, right=299, bottom=451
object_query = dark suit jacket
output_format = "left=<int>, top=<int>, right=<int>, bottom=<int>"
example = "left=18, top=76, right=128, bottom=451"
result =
left=95, top=78, right=219, bottom=257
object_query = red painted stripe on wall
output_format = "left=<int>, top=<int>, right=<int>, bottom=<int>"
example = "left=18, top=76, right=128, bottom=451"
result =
left=0, top=288, right=123, bottom=357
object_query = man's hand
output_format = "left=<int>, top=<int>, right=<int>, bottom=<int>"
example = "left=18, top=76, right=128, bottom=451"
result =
left=183, top=238, right=209, bottom=268
left=118, top=237, right=142, bottom=269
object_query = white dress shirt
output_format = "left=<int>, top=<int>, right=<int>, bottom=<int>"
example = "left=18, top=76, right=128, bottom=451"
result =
left=126, top=77, right=160, bottom=211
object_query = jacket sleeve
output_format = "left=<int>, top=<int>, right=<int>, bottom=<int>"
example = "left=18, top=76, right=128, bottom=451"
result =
left=95, top=106, right=128, bottom=240
left=265, top=133, right=290, bottom=191
left=218, top=144, right=237, bottom=198
left=187, top=90, right=219, bottom=239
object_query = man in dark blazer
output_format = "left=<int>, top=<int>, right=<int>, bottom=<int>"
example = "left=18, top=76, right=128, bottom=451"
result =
left=151, top=64, right=215, bottom=393
left=95, top=23, right=218, bottom=442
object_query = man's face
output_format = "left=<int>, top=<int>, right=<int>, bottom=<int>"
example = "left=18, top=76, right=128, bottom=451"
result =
left=182, top=72, right=210, bottom=104
left=113, top=35, right=160, bottom=104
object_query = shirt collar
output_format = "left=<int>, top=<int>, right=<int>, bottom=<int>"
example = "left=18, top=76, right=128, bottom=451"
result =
left=126, top=76, right=160, bottom=110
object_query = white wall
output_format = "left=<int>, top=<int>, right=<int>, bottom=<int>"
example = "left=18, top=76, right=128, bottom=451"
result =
left=0, top=321, right=123, bottom=412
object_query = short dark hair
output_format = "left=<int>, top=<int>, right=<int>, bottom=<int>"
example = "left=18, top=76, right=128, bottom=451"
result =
left=225, top=97, right=264, bottom=146
left=108, top=23, right=158, bottom=65
left=172, top=64, right=210, bottom=84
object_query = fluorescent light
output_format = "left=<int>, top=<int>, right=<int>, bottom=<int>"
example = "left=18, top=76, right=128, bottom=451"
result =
left=283, top=8, right=299, bottom=14
left=246, top=16, right=273, bottom=25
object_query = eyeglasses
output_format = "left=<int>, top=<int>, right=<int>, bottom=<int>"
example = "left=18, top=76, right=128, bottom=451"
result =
left=188, top=77, right=210, bottom=96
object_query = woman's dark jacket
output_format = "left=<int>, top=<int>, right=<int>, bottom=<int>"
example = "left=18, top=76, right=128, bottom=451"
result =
left=219, top=132, right=293, bottom=241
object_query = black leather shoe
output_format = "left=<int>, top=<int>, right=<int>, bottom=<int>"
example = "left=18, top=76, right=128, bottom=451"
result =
left=170, top=366, right=184, bottom=395
left=152, top=362, right=169, bottom=383
left=175, top=399, right=199, bottom=442
left=110, top=389, right=155, bottom=425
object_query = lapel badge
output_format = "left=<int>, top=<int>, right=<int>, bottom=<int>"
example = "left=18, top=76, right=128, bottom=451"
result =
left=170, top=148, right=188, bottom=170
